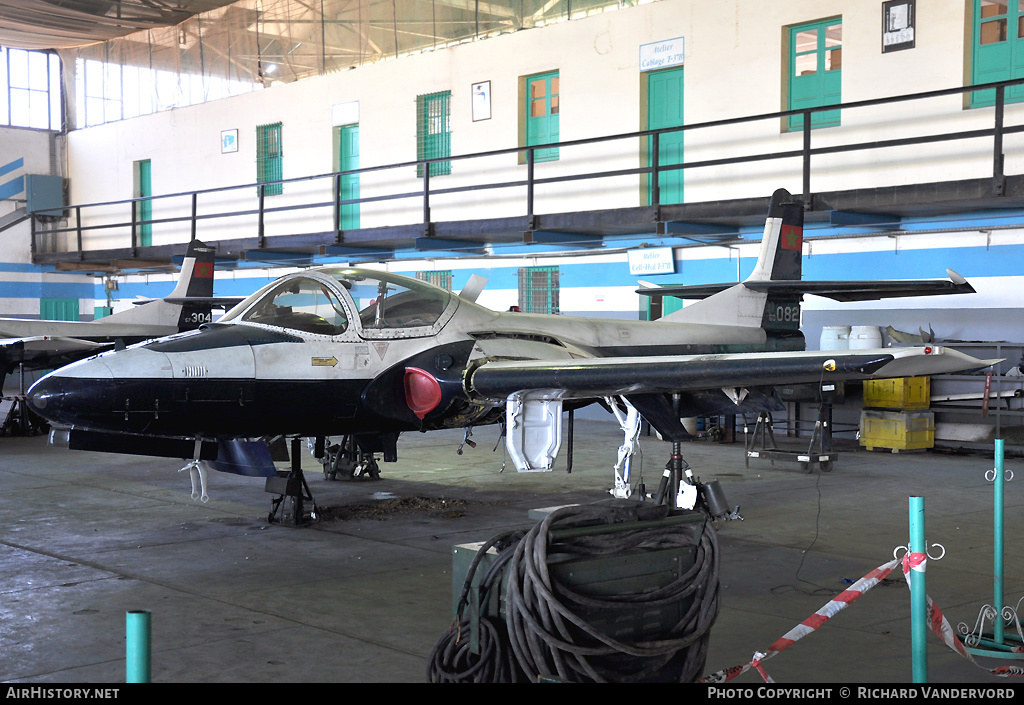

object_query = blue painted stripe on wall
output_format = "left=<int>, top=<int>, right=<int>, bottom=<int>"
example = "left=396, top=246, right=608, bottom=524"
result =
left=0, top=263, right=57, bottom=273
left=14, top=239, right=1022, bottom=306
left=431, top=244, right=1024, bottom=295
left=0, top=175, right=25, bottom=199
left=0, top=281, right=96, bottom=299
left=0, top=158, right=24, bottom=178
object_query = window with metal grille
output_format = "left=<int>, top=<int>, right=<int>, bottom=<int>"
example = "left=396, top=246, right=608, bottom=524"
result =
left=518, top=266, right=559, bottom=314
left=416, top=91, right=451, bottom=177
left=416, top=270, right=453, bottom=291
left=257, top=122, right=283, bottom=196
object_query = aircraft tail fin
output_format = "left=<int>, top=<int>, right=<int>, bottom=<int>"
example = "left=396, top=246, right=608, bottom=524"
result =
left=96, top=240, right=220, bottom=333
left=661, top=188, right=805, bottom=347
left=169, top=240, right=217, bottom=331
left=166, top=240, right=216, bottom=301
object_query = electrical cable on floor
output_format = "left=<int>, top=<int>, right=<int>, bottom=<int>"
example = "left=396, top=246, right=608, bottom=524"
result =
left=505, top=506, right=720, bottom=684
left=503, top=504, right=720, bottom=683
left=427, top=529, right=528, bottom=683
left=428, top=503, right=720, bottom=683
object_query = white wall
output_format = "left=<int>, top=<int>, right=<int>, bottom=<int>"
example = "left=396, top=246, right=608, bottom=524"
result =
left=0, top=126, right=95, bottom=318
left=61, top=0, right=1014, bottom=252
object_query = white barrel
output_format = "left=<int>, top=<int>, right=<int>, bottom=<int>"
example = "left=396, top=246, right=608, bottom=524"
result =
left=819, top=325, right=851, bottom=350
left=849, top=325, right=882, bottom=349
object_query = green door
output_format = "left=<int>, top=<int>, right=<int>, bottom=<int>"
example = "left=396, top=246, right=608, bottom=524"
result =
left=134, top=159, right=152, bottom=247
left=40, top=298, right=79, bottom=322
left=971, top=1, right=1024, bottom=106
left=526, top=71, right=559, bottom=162
left=338, top=124, right=360, bottom=230
left=788, top=19, right=842, bottom=130
left=647, top=66, right=685, bottom=205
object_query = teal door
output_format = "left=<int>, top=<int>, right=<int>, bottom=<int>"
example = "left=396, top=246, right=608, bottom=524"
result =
left=971, top=1, right=1024, bottom=106
left=788, top=19, right=842, bottom=130
left=134, top=159, right=152, bottom=247
left=526, top=72, right=559, bottom=162
left=647, top=66, right=685, bottom=205
left=40, top=298, right=79, bottom=321
left=338, top=124, right=360, bottom=230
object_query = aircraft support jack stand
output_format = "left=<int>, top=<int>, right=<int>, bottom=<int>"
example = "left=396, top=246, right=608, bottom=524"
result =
left=744, top=405, right=837, bottom=473
left=267, top=438, right=318, bottom=526
left=643, top=395, right=742, bottom=521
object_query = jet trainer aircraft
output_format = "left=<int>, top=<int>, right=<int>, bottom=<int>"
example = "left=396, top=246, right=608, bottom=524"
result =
left=1, top=239, right=238, bottom=389
left=26, top=189, right=996, bottom=507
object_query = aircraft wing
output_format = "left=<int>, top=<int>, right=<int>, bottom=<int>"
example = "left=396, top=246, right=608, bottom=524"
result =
left=0, top=319, right=178, bottom=339
left=1, top=336, right=111, bottom=372
left=638, top=270, right=975, bottom=302
left=466, top=346, right=998, bottom=401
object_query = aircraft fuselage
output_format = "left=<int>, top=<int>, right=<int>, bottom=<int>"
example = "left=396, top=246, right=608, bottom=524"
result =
left=28, top=266, right=777, bottom=442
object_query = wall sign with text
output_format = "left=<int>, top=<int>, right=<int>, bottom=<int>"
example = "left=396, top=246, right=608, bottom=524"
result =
left=882, top=0, right=915, bottom=53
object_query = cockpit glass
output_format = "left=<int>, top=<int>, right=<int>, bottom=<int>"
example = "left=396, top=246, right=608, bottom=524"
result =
left=238, top=277, right=349, bottom=335
left=324, top=269, right=452, bottom=329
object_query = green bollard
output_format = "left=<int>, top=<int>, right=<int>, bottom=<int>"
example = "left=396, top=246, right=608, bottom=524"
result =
left=994, top=438, right=1005, bottom=646
left=909, top=496, right=927, bottom=683
left=126, top=610, right=151, bottom=684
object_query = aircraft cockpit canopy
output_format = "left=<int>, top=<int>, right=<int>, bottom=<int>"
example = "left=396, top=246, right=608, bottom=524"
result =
left=220, top=268, right=454, bottom=336
left=325, top=269, right=452, bottom=330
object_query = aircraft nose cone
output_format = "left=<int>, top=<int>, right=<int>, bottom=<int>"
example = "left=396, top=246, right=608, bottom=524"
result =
left=26, top=373, right=61, bottom=419
left=27, top=357, right=114, bottom=428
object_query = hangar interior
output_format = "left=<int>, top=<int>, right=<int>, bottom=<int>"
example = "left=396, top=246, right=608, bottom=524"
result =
left=2, top=0, right=1024, bottom=685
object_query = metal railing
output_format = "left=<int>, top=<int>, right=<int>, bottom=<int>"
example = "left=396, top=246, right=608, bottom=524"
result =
left=34, top=77, right=1024, bottom=259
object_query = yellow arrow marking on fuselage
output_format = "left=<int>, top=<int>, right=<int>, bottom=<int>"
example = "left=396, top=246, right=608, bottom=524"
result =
left=312, top=356, right=339, bottom=367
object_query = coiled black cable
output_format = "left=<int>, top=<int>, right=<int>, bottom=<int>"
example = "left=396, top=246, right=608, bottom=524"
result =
left=427, top=530, right=527, bottom=683
left=428, top=503, right=719, bottom=683
left=503, top=504, right=719, bottom=683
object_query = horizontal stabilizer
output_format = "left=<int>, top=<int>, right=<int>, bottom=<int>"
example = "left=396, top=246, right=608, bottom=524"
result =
left=639, top=269, right=975, bottom=302
left=139, top=296, right=245, bottom=308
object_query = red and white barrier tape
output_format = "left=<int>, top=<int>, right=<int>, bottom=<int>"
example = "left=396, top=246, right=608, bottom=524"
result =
left=701, top=557, right=900, bottom=683
left=898, top=550, right=1024, bottom=678
left=702, top=549, right=1024, bottom=683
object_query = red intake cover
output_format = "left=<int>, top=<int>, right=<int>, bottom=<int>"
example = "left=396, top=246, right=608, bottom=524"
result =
left=404, top=367, right=442, bottom=419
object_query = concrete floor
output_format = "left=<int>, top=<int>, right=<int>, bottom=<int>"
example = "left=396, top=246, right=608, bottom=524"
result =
left=1, top=413, right=1023, bottom=685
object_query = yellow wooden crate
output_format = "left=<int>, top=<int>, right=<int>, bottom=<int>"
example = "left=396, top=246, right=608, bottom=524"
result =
left=863, top=376, right=930, bottom=410
left=860, top=410, right=934, bottom=452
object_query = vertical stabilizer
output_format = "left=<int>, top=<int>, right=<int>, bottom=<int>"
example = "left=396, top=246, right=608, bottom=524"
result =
left=96, top=240, right=219, bottom=331
left=173, top=240, right=217, bottom=331
left=662, top=189, right=805, bottom=347
left=166, top=240, right=216, bottom=300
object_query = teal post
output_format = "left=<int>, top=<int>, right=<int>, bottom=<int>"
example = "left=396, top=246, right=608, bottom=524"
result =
left=994, top=439, right=1005, bottom=646
left=909, top=496, right=927, bottom=683
left=126, top=610, right=151, bottom=683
